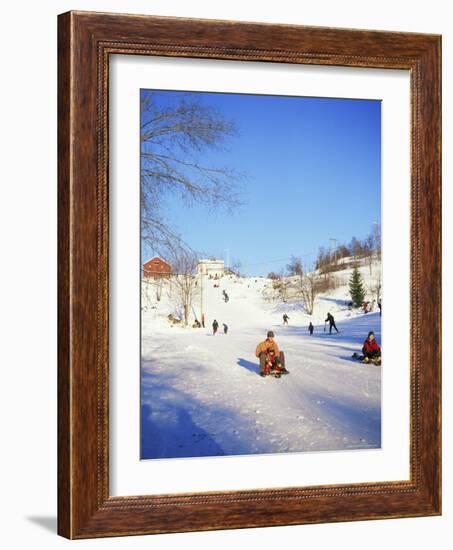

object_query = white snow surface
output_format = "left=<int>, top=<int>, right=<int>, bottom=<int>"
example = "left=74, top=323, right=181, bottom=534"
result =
left=141, top=264, right=381, bottom=459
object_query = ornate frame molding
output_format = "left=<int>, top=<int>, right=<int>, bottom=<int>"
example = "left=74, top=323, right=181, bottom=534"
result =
left=58, top=11, right=441, bottom=538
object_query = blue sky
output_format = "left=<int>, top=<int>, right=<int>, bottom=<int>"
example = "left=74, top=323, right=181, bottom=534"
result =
left=141, top=90, right=381, bottom=276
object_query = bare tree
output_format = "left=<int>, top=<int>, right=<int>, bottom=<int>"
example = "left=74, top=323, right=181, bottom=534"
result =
left=140, top=91, right=244, bottom=256
left=297, top=271, right=319, bottom=315
left=369, top=271, right=382, bottom=303
left=142, top=277, right=153, bottom=311
left=154, top=277, right=164, bottom=302
left=167, top=247, right=200, bottom=326
left=268, top=271, right=291, bottom=303
left=287, top=255, right=303, bottom=276
left=350, top=236, right=363, bottom=259
left=363, top=234, right=375, bottom=275
left=372, top=223, right=382, bottom=261
left=230, top=258, right=242, bottom=277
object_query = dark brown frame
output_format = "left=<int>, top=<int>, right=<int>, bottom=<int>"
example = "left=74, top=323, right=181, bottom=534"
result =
left=58, top=11, right=441, bottom=539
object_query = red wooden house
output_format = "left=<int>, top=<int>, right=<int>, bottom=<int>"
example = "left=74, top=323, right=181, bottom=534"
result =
left=143, top=256, right=172, bottom=278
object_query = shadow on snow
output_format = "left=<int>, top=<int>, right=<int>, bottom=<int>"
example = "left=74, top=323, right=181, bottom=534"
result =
left=141, top=367, right=274, bottom=459
left=236, top=357, right=260, bottom=375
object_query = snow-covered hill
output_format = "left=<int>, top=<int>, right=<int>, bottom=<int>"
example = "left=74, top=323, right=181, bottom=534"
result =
left=141, top=260, right=382, bottom=459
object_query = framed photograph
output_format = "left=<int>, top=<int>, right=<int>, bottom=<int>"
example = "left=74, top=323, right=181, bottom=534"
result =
left=58, top=11, right=441, bottom=538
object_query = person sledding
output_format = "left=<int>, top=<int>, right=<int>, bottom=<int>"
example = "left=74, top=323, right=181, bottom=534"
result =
left=352, top=331, right=381, bottom=365
left=255, top=330, right=289, bottom=378
left=325, top=312, right=340, bottom=334
left=362, top=331, right=381, bottom=364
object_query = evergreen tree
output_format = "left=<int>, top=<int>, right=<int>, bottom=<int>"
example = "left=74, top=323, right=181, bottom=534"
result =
left=349, top=266, right=365, bottom=306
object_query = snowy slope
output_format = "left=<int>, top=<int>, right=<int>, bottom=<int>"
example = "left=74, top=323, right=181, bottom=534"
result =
left=141, top=264, right=382, bottom=459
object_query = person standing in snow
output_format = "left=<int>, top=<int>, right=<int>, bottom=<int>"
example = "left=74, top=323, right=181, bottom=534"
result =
left=325, top=312, right=340, bottom=334
left=378, top=299, right=382, bottom=317
left=255, top=330, right=289, bottom=377
left=212, top=319, right=219, bottom=335
left=283, top=313, right=290, bottom=325
left=201, top=313, right=205, bottom=328
left=222, top=290, right=229, bottom=303
left=362, top=331, right=381, bottom=363
left=308, top=322, right=314, bottom=335
left=223, top=323, right=228, bottom=334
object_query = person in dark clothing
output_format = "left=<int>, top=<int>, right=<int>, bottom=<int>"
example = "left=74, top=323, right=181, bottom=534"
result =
left=212, top=319, right=219, bottom=335
left=222, top=290, right=229, bottom=303
left=378, top=300, right=382, bottom=317
left=308, top=322, right=314, bottom=335
left=362, top=331, right=381, bottom=362
left=325, top=312, right=340, bottom=334
left=283, top=313, right=290, bottom=325
left=223, top=323, right=228, bottom=334
left=201, top=313, right=205, bottom=328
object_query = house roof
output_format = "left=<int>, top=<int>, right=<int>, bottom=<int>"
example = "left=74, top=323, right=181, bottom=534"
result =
left=143, top=256, right=171, bottom=268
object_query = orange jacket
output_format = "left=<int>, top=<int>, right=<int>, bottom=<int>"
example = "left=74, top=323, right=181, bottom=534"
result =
left=255, top=339, right=280, bottom=358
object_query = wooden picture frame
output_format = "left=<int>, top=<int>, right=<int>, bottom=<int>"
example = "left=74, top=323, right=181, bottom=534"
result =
left=58, top=11, right=441, bottom=539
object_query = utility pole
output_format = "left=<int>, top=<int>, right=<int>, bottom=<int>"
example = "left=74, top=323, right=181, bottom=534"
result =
left=199, top=268, right=204, bottom=322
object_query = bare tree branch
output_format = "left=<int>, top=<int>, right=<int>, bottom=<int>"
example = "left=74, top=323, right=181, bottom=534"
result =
left=166, top=247, right=200, bottom=326
left=140, top=90, right=245, bottom=257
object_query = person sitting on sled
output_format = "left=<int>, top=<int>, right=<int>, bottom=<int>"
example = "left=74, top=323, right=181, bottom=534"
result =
left=362, top=331, right=381, bottom=363
left=263, top=349, right=278, bottom=375
left=255, top=330, right=289, bottom=377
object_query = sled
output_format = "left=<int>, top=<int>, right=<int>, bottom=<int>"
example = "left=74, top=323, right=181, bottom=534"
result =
left=260, top=365, right=290, bottom=378
left=351, top=352, right=381, bottom=366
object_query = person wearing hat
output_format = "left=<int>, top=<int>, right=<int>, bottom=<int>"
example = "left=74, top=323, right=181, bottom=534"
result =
left=362, top=331, right=381, bottom=363
left=255, top=330, right=289, bottom=377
